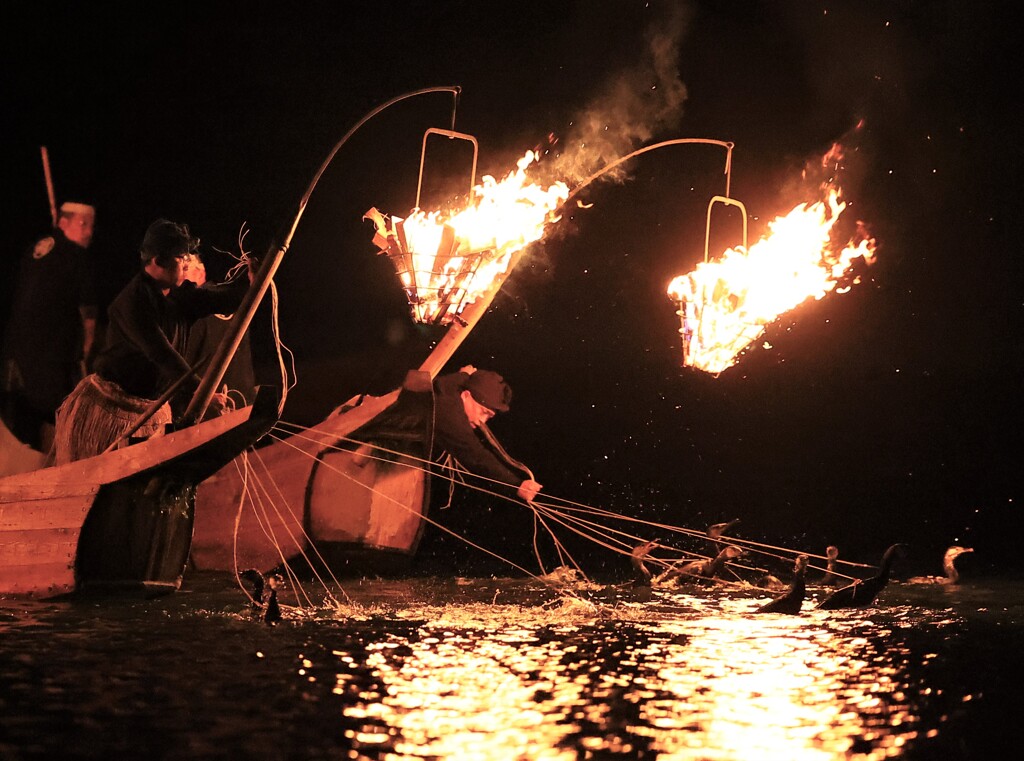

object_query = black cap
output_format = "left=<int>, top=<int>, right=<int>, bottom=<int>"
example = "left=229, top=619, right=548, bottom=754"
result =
left=464, top=370, right=512, bottom=413
left=140, top=219, right=199, bottom=261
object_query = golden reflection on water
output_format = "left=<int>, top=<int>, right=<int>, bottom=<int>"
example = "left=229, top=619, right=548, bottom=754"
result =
left=330, top=592, right=929, bottom=760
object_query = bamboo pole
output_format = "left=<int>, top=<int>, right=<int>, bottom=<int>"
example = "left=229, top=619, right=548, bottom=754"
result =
left=180, top=86, right=462, bottom=426
left=417, top=248, right=523, bottom=379
left=40, top=146, right=57, bottom=227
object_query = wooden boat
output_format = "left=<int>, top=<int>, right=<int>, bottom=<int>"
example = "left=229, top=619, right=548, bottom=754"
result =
left=0, top=386, right=281, bottom=597
left=2, top=88, right=472, bottom=594
left=190, top=257, right=508, bottom=576
left=0, top=200, right=300, bottom=598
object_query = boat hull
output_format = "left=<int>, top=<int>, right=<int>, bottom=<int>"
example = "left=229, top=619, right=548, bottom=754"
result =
left=192, top=371, right=433, bottom=575
left=0, top=386, right=280, bottom=598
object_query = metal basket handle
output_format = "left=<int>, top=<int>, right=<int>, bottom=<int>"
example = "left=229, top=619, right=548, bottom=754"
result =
left=704, top=195, right=748, bottom=263
left=415, top=128, right=479, bottom=210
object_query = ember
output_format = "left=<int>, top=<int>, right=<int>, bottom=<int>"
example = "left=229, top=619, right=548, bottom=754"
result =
left=366, top=151, right=568, bottom=324
left=668, top=184, right=876, bottom=374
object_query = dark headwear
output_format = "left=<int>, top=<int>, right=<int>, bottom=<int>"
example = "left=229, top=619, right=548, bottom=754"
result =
left=464, top=370, right=512, bottom=413
left=140, top=219, right=199, bottom=262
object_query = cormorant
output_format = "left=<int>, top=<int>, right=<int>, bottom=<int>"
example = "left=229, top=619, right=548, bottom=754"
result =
left=820, top=545, right=841, bottom=586
left=906, top=545, right=974, bottom=585
left=755, top=555, right=808, bottom=614
left=656, top=545, right=746, bottom=586
left=707, top=518, right=741, bottom=553
left=816, top=543, right=906, bottom=610
left=630, top=539, right=658, bottom=585
left=240, top=568, right=284, bottom=623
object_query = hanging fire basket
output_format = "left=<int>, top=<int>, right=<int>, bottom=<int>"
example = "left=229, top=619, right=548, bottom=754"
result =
left=669, top=194, right=753, bottom=373
left=364, top=127, right=492, bottom=325
left=364, top=207, right=498, bottom=325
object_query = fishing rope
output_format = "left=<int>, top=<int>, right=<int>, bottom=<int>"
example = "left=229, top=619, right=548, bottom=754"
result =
left=262, top=425, right=752, bottom=587
left=238, top=427, right=600, bottom=604
left=238, top=418, right=865, bottom=599
left=270, top=419, right=866, bottom=580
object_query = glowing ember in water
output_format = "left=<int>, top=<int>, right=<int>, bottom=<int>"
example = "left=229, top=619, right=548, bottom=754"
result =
left=366, top=151, right=568, bottom=324
left=667, top=185, right=876, bottom=374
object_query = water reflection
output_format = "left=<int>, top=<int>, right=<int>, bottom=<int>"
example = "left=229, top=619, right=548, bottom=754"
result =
left=322, top=589, right=953, bottom=760
left=3, top=576, right=1019, bottom=760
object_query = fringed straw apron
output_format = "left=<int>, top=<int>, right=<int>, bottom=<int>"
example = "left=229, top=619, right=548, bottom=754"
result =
left=53, top=373, right=172, bottom=465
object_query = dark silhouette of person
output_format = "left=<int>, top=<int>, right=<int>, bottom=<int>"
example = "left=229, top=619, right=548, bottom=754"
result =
left=1, top=201, right=98, bottom=452
left=433, top=366, right=542, bottom=504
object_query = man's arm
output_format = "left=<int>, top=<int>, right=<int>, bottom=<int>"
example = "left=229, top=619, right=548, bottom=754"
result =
left=108, top=293, right=194, bottom=382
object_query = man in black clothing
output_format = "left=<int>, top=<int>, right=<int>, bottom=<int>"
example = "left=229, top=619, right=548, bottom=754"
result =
left=433, top=366, right=542, bottom=504
left=1, top=201, right=98, bottom=451
left=53, top=218, right=251, bottom=463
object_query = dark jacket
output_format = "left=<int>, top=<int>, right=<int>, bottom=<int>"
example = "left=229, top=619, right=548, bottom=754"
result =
left=94, top=271, right=249, bottom=404
left=2, top=228, right=96, bottom=366
left=432, top=371, right=528, bottom=488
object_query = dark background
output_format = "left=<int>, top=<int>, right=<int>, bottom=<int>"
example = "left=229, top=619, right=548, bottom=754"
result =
left=3, top=1, right=1020, bottom=577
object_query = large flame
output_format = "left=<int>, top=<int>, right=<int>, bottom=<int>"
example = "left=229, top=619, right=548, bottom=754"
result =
left=667, top=186, right=876, bottom=374
left=366, top=151, right=569, bottom=324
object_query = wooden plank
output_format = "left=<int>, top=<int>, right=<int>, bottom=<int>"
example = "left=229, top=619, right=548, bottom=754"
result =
left=0, top=559, right=76, bottom=596
left=0, top=495, right=94, bottom=531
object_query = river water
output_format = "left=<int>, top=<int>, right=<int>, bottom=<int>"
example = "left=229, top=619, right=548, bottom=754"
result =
left=1, top=571, right=1021, bottom=760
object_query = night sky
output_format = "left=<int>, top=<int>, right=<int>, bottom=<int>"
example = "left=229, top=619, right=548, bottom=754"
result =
left=4, top=2, right=1021, bottom=576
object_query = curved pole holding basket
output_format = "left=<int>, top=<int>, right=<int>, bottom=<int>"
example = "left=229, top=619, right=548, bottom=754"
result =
left=181, top=86, right=463, bottom=424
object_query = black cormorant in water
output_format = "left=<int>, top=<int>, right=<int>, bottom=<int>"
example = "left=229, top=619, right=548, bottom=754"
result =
left=755, top=554, right=809, bottom=614
left=241, top=569, right=284, bottom=623
left=706, top=519, right=740, bottom=554
left=906, top=545, right=974, bottom=585
left=816, top=543, right=906, bottom=610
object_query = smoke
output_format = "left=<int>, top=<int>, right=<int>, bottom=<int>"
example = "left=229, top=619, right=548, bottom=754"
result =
left=548, top=3, right=691, bottom=189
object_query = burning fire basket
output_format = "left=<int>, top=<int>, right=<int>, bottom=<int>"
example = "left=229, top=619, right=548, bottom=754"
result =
left=365, top=127, right=490, bottom=326
left=365, top=208, right=497, bottom=326
left=669, top=194, right=752, bottom=372
left=366, top=128, right=568, bottom=328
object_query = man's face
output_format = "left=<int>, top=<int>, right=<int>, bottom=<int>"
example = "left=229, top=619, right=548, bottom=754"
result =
left=147, top=254, right=189, bottom=288
left=58, top=212, right=95, bottom=248
left=461, top=390, right=496, bottom=429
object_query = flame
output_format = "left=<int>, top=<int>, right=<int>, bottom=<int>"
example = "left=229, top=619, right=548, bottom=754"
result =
left=367, top=151, right=568, bottom=324
left=667, top=186, right=876, bottom=374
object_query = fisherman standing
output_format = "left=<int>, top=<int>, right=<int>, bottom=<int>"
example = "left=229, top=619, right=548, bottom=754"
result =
left=1, top=200, right=98, bottom=452
left=432, top=366, right=542, bottom=504
left=52, top=218, right=251, bottom=464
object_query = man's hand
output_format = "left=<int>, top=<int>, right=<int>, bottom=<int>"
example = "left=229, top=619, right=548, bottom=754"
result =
left=459, top=365, right=477, bottom=375
left=203, top=385, right=234, bottom=419
left=517, top=479, right=543, bottom=504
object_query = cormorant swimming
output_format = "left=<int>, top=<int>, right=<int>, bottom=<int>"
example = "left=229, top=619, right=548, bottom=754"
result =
left=655, top=545, right=746, bottom=586
left=820, top=545, right=841, bottom=586
left=241, top=569, right=284, bottom=623
left=816, top=543, right=906, bottom=610
left=755, top=554, right=809, bottom=614
left=906, top=545, right=974, bottom=585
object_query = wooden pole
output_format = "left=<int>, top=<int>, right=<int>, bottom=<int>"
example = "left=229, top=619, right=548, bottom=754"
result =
left=180, top=86, right=462, bottom=426
left=40, top=146, right=57, bottom=227
left=417, top=248, right=524, bottom=379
